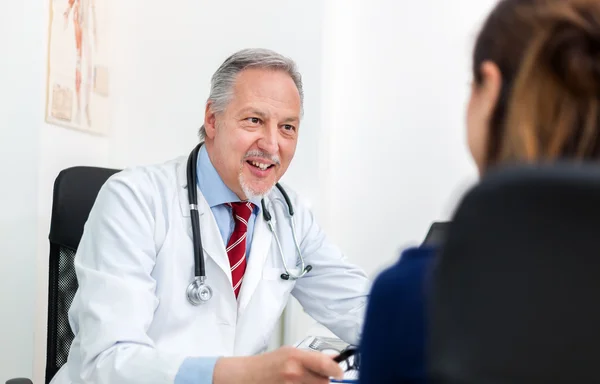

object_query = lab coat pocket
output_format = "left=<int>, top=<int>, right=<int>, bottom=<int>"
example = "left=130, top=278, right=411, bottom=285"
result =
left=258, top=267, right=295, bottom=349
left=262, top=266, right=286, bottom=281
left=260, top=268, right=295, bottom=314
left=261, top=267, right=295, bottom=300
left=262, top=266, right=304, bottom=281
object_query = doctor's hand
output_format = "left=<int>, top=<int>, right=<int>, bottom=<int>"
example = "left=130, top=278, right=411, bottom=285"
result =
left=213, top=346, right=344, bottom=384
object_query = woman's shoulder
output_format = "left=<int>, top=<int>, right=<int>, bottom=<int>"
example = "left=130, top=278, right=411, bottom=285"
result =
left=370, top=246, right=437, bottom=297
left=383, top=245, right=437, bottom=278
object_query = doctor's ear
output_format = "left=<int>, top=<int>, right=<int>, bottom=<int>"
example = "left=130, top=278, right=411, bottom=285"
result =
left=204, top=102, right=218, bottom=140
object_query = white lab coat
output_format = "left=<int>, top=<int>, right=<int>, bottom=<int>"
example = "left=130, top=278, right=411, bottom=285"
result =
left=51, top=155, right=370, bottom=384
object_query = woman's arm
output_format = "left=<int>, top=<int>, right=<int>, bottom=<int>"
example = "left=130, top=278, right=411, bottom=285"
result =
left=359, top=247, right=436, bottom=383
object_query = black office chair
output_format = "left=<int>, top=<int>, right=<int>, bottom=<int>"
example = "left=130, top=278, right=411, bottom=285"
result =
left=421, top=221, right=450, bottom=248
left=7, top=166, right=120, bottom=384
left=428, top=162, right=600, bottom=384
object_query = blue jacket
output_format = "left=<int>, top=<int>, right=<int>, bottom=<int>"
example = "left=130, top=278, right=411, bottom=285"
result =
left=359, top=246, right=436, bottom=383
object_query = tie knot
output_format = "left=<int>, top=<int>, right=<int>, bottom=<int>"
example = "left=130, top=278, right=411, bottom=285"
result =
left=227, top=202, right=254, bottom=225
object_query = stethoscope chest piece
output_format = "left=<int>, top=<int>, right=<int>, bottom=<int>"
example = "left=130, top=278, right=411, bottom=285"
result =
left=186, top=276, right=213, bottom=305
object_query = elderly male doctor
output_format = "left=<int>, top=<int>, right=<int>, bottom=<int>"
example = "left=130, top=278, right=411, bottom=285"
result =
left=51, top=48, right=370, bottom=384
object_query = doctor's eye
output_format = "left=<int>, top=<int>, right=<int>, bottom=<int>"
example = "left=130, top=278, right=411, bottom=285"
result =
left=246, top=117, right=262, bottom=125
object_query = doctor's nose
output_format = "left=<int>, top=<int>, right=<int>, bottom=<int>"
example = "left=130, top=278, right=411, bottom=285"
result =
left=257, top=126, right=279, bottom=155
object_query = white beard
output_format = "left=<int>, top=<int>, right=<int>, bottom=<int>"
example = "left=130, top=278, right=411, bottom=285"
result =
left=238, top=149, right=280, bottom=199
left=238, top=170, right=275, bottom=199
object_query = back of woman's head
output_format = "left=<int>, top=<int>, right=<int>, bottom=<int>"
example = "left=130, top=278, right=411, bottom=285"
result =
left=470, top=0, right=600, bottom=171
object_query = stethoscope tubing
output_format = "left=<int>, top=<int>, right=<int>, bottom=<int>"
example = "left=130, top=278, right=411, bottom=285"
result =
left=185, top=143, right=311, bottom=305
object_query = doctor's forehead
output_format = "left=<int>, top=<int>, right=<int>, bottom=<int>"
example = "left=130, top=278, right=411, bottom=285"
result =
left=228, top=68, right=302, bottom=115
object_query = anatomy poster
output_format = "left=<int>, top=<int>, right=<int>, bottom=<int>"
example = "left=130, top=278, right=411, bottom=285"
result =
left=45, top=0, right=110, bottom=135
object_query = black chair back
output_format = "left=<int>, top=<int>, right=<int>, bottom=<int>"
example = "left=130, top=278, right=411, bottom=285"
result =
left=45, top=166, right=120, bottom=383
left=421, top=221, right=450, bottom=247
left=429, top=163, right=600, bottom=384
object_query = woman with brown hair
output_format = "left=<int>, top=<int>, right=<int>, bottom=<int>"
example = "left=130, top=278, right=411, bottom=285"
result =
left=358, top=0, right=600, bottom=383
left=467, top=0, right=600, bottom=172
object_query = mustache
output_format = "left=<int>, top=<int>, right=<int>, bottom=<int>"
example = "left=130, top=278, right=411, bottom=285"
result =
left=243, top=150, right=280, bottom=165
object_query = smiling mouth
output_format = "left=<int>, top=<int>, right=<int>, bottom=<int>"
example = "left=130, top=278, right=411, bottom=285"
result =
left=247, top=160, right=275, bottom=171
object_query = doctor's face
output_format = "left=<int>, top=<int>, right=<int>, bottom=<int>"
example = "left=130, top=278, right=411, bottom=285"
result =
left=203, top=68, right=301, bottom=200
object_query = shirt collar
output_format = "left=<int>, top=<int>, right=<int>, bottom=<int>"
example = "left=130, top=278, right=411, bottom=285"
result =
left=196, top=144, right=261, bottom=212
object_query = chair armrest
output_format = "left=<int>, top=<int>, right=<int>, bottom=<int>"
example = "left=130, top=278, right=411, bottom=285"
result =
left=6, top=378, right=33, bottom=384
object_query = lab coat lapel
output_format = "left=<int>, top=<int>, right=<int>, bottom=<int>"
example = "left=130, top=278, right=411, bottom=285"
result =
left=176, top=158, right=232, bottom=285
left=237, top=199, right=274, bottom=312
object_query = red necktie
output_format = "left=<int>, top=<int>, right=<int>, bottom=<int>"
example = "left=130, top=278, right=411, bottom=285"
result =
left=226, top=202, right=254, bottom=298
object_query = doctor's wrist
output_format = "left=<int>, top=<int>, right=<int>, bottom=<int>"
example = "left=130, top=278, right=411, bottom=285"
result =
left=212, top=355, right=257, bottom=384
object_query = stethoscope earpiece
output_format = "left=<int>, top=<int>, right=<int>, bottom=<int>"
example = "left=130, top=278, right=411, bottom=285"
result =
left=280, top=264, right=313, bottom=281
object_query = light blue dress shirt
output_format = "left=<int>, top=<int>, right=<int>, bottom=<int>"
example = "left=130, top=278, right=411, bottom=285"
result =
left=175, top=144, right=261, bottom=384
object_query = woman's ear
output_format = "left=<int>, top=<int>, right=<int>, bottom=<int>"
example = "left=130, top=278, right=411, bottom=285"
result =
left=466, top=61, right=503, bottom=173
left=478, top=61, right=502, bottom=122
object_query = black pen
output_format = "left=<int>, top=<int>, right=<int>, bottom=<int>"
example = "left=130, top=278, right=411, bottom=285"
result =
left=333, top=346, right=358, bottom=363
left=331, top=347, right=360, bottom=383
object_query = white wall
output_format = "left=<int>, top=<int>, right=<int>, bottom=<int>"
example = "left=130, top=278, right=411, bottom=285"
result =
left=1, top=0, right=500, bottom=381
left=325, top=0, right=500, bottom=276
left=283, top=0, right=500, bottom=344
left=0, top=0, right=44, bottom=381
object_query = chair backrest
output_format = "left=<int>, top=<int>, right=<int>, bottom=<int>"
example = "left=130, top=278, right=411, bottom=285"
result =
left=421, top=221, right=450, bottom=247
left=45, top=166, right=120, bottom=384
left=428, top=162, right=600, bottom=384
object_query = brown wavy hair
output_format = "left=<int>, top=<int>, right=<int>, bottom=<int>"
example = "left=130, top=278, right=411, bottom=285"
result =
left=473, top=0, right=600, bottom=169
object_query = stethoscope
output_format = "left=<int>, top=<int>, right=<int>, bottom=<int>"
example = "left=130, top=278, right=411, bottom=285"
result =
left=186, top=143, right=313, bottom=305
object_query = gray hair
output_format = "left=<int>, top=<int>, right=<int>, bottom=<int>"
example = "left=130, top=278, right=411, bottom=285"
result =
left=198, top=48, right=304, bottom=141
